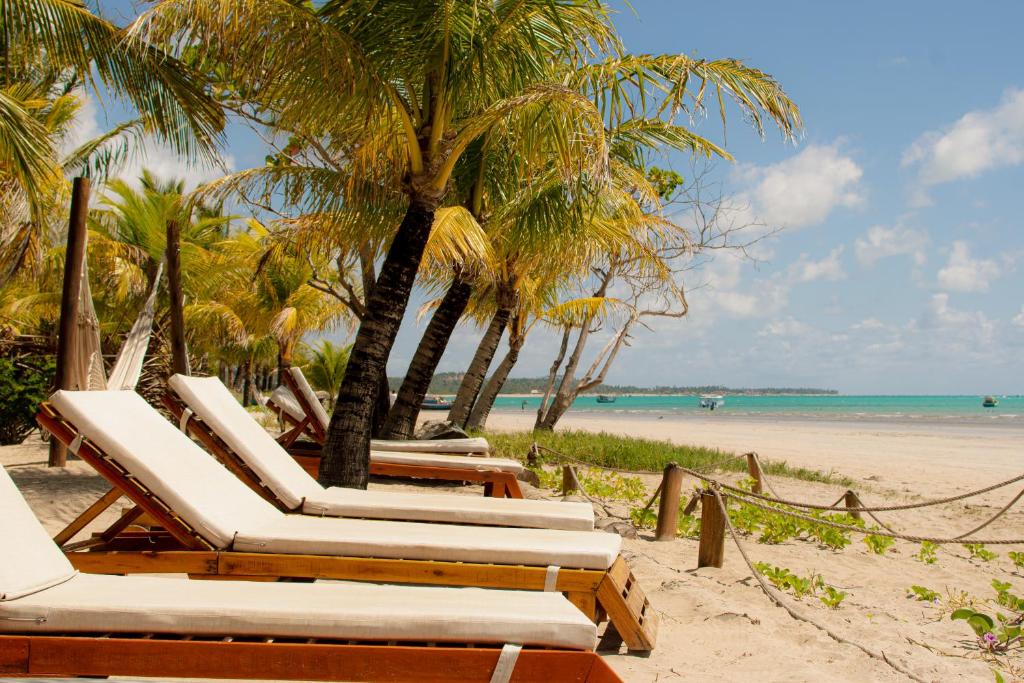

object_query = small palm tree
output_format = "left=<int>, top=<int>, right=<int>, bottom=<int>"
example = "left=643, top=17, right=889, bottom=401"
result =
left=299, top=340, right=351, bottom=411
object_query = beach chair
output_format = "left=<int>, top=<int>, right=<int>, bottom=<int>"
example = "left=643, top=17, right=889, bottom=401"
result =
left=165, top=374, right=594, bottom=531
left=267, top=368, right=523, bottom=498
left=0, top=465, right=622, bottom=682
left=37, top=390, right=658, bottom=652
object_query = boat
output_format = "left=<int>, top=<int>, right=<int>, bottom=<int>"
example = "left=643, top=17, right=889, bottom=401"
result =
left=699, top=394, right=725, bottom=410
left=982, top=396, right=998, bottom=408
left=421, top=395, right=452, bottom=410
left=596, top=395, right=616, bottom=404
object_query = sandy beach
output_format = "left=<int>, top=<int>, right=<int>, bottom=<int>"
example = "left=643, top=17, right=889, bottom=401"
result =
left=4, top=414, right=1023, bottom=682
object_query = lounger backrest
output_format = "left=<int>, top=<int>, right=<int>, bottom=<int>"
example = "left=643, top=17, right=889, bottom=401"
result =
left=269, top=385, right=305, bottom=422
left=288, top=367, right=330, bottom=431
left=0, top=466, right=77, bottom=601
left=49, top=390, right=280, bottom=549
left=169, top=375, right=321, bottom=510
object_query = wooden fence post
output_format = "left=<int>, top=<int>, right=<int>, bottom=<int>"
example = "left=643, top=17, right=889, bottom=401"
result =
left=166, top=219, right=189, bottom=376
left=654, top=463, right=684, bottom=541
left=562, top=464, right=577, bottom=496
left=49, top=177, right=90, bottom=467
left=697, top=489, right=726, bottom=568
left=682, top=492, right=700, bottom=517
left=844, top=490, right=862, bottom=521
left=746, top=452, right=763, bottom=494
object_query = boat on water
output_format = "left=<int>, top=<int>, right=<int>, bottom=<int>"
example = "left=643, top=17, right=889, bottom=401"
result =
left=421, top=395, right=452, bottom=410
left=699, top=394, right=725, bottom=410
left=596, top=395, right=616, bottom=404
left=982, top=396, right=999, bottom=408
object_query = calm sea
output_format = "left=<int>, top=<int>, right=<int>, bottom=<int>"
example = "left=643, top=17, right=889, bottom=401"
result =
left=487, top=394, right=1024, bottom=425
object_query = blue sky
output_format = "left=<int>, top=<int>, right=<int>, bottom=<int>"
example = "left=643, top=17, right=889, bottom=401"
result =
left=91, top=1, right=1024, bottom=393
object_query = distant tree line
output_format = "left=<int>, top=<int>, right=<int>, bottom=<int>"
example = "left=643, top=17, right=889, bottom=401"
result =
left=396, top=372, right=836, bottom=396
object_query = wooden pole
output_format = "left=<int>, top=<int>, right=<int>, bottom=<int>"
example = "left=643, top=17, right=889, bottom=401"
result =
left=697, top=489, right=726, bottom=568
left=844, top=490, right=862, bottom=521
left=654, top=463, right=684, bottom=541
left=746, top=452, right=763, bottom=494
left=48, top=177, right=90, bottom=467
left=562, top=464, right=577, bottom=496
left=682, top=491, right=700, bottom=517
left=165, top=219, right=189, bottom=376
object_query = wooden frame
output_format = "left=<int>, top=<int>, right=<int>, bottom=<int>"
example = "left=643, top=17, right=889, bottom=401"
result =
left=0, top=634, right=622, bottom=681
left=220, top=390, right=523, bottom=498
left=37, top=402, right=658, bottom=652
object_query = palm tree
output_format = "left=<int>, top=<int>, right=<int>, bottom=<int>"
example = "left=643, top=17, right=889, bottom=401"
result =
left=298, top=340, right=351, bottom=411
left=135, top=0, right=614, bottom=487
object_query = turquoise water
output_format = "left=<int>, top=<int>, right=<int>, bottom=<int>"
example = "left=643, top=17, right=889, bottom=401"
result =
left=486, top=394, right=1024, bottom=424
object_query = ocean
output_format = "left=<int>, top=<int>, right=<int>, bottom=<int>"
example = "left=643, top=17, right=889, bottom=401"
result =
left=487, top=394, right=1024, bottom=425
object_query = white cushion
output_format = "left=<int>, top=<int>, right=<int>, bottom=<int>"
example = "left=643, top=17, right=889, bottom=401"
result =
left=302, top=488, right=594, bottom=531
left=49, top=390, right=279, bottom=549
left=233, top=515, right=619, bottom=570
left=288, top=366, right=331, bottom=430
left=371, top=450, right=523, bottom=473
left=268, top=385, right=305, bottom=422
left=372, top=437, right=491, bottom=455
left=0, top=573, right=596, bottom=650
left=0, top=466, right=76, bottom=601
left=170, top=375, right=320, bottom=510
left=172, top=375, right=587, bottom=530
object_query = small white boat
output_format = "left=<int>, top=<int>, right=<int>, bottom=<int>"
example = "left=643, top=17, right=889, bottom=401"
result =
left=699, top=395, right=725, bottom=410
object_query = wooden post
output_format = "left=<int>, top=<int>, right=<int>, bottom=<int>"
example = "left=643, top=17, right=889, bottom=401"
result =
left=682, top=491, right=700, bottom=517
left=844, top=490, right=862, bottom=521
left=165, top=219, right=189, bottom=376
left=562, top=464, right=577, bottom=496
left=746, top=452, right=763, bottom=494
left=654, top=463, right=684, bottom=541
left=48, top=177, right=90, bottom=467
left=697, top=489, right=726, bottom=568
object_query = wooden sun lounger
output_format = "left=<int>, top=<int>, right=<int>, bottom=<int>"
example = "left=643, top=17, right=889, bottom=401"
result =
left=263, top=379, right=523, bottom=498
left=0, top=635, right=622, bottom=681
left=37, top=401, right=658, bottom=652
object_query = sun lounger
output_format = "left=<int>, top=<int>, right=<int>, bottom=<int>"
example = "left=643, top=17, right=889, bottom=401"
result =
left=166, top=375, right=593, bottom=530
left=0, top=465, right=621, bottom=682
left=274, top=365, right=491, bottom=454
left=37, top=390, right=658, bottom=651
left=266, top=370, right=522, bottom=497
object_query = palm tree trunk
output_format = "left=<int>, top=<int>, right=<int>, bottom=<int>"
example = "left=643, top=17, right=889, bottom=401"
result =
left=447, top=304, right=512, bottom=427
left=319, top=197, right=437, bottom=488
left=465, top=334, right=523, bottom=431
left=382, top=274, right=473, bottom=439
left=370, top=373, right=391, bottom=438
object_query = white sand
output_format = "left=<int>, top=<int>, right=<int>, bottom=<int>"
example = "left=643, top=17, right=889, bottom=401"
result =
left=5, top=413, right=1024, bottom=682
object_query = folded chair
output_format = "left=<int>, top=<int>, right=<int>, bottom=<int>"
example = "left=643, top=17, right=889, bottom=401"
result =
left=0, top=466, right=621, bottom=682
left=266, top=370, right=522, bottom=497
left=166, top=375, right=593, bottom=531
left=37, top=390, right=658, bottom=652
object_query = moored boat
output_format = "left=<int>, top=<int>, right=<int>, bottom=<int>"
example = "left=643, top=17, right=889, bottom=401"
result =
left=421, top=395, right=453, bottom=410
left=982, top=396, right=998, bottom=408
left=699, top=394, right=725, bottom=410
left=596, top=394, right=616, bottom=403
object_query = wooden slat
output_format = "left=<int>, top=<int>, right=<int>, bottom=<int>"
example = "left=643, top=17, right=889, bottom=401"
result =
left=52, top=487, right=122, bottom=546
left=595, top=556, right=658, bottom=652
left=1, top=636, right=621, bottom=682
left=67, top=550, right=219, bottom=575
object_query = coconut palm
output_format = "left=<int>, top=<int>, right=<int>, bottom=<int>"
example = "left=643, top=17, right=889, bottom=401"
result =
left=134, top=0, right=615, bottom=487
left=297, top=340, right=351, bottom=411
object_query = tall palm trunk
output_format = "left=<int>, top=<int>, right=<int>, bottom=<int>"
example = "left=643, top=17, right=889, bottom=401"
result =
left=465, top=333, right=523, bottom=431
left=382, top=274, right=473, bottom=439
left=447, top=303, right=512, bottom=427
left=370, top=373, right=391, bottom=438
left=319, top=197, right=437, bottom=488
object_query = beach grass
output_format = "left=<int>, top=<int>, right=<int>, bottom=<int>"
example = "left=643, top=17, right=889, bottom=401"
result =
left=483, top=429, right=854, bottom=487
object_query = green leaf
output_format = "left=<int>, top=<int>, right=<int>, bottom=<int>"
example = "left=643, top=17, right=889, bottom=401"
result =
left=950, top=608, right=976, bottom=621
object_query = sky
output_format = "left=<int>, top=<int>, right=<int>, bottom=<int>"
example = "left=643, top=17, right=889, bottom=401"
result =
left=90, top=1, right=1024, bottom=394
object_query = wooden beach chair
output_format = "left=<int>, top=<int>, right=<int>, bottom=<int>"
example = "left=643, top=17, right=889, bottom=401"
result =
left=165, top=374, right=594, bottom=530
left=267, top=368, right=522, bottom=498
left=37, top=390, right=658, bottom=652
left=0, top=465, right=622, bottom=682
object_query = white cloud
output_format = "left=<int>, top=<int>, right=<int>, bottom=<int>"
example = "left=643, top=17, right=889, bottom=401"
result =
left=854, top=223, right=929, bottom=267
left=733, top=143, right=864, bottom=230
left=1013, top=306, right=1024, bottom=327
left=917, top=293, right=996, bottom=346
left=904, top=88, right=1024, bottom=186
left=64, top=94, right=234, bottom=193
left=852, top=318, right=886, bottom=330
left=757, top=317, right=812, bottom=338
left=789, top=246, right=846, bottom=282
left=936, top=241, right=1001, bottom=292
left=696, top=252, right=790, bottom=320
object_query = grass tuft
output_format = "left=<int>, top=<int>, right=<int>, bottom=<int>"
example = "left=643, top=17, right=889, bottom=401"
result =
left=482, top=429, right=854, bottom=487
